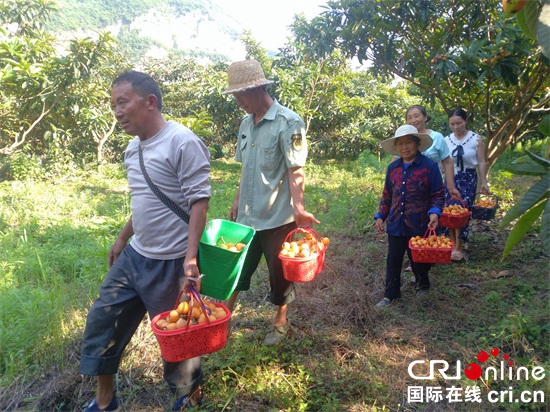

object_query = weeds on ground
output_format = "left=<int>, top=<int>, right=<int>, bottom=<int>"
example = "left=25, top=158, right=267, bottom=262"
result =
left=0, top=157, right=548, bottom=411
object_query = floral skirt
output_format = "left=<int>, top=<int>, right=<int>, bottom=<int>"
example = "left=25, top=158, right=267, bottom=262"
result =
left=444, top=169, right=477, bottom=242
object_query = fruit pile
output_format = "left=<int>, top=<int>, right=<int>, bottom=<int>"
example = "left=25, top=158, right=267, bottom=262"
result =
left=442, top=204, right=469, bottom=215
left=410, top=234, right=453, bottom=249
left=155, top=299, right=227, bottom=331
left=279, top=233, right=330, bottom=259
left=215, top=237, right=246, bottom=252
left=474, top=198, right=496, bottom=208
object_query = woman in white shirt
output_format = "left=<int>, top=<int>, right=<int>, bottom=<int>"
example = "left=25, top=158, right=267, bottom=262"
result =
left=445, top=108, right=490, bottom=261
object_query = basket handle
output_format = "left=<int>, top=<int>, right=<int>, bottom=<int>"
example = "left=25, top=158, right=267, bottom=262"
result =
left=420, top=228, right=445, bottom=247
left=422, top=228, right=437, bottom=239
left=177, top=286, right=213, bottom=330
left=283, top=226, right=322, bottom=244
left=444, top=198, right=469, bottom=209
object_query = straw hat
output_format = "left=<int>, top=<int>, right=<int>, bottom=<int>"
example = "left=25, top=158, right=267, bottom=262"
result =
left=380, top=125, right=433, bottom=156
left=222, top=59, right=274, bottom=95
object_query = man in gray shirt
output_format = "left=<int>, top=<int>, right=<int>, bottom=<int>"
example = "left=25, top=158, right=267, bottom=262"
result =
left=80, top=71, right=210, bottom=411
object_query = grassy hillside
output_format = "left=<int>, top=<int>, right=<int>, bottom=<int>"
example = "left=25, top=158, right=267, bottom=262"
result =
left=48, top=0, right=213, bottom=32
left=0, top=156, right=547, bottom=411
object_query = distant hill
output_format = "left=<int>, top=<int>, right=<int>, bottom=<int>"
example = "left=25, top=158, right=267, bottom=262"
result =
left=48, top=0, right=248, bottom=62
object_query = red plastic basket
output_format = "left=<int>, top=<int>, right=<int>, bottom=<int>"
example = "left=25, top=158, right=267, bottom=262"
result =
left=151, top=288, right=231, bottom=362
left=439, top=199, right=471, bottom=229
left=409, top=229, right=454, bottom=264
left=278, top=227, right=327, bottom=282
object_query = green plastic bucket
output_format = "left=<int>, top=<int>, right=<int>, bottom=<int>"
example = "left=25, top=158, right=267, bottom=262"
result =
left=198, top=219, right=255, bottom=300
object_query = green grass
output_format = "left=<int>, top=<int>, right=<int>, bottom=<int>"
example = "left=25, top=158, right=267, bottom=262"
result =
left=0, top=156, right=548, bottom=411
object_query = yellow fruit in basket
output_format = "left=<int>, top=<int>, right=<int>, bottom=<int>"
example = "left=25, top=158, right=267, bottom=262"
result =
left=165, top=322, right=177, bottom=331
left=197, top=313, right=217, bottom=324
left=443, top=204, right=467, bottom=214
left=475, top=199, right=496, bottom=208
left=228, top=246, right=238, bottom=252
left=236, top=242, right=246, bottom=251
left=279, top=233, right=327, bottom=260
left=213, top=307, right=226, bottom=319
left=177, top=301, right=189, bottom=315
left=175, top=317, right=187, bottom=329
left=190, top=307, right=202, bottom=319
left=219, top=244, right=228, bottom=249
left=168, top=310, right=180, bottom=323
left=156, top=318, right=168, bottom=329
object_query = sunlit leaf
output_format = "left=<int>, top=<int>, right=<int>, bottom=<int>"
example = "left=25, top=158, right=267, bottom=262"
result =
left=515, top=1, right=539, bottom=40
left=500, top=203, right=521, bottom=230
left=518, top=174, right=550, bottom=214
left=525, top=150, right=550, bottom=168
left=506, top=161, right=547, bottom=176
left=502, top=201, right=546, bottom=259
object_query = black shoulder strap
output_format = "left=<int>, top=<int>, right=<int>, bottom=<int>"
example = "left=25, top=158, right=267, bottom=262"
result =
left=138, top=146, right=190, bottom=224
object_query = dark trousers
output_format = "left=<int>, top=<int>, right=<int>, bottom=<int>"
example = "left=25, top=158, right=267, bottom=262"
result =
left=236, top=222, right=297, bottom=306
left=385, top=235, right=432, bottom=300
left=80, top=245, right=202, bottom=396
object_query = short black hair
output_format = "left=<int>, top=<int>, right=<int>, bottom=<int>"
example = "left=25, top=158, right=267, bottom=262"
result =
left=112, top=70, right=162, bottom=111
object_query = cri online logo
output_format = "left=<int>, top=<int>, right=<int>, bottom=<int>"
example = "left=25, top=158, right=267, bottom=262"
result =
left=408, top=347, right=546, bottom=381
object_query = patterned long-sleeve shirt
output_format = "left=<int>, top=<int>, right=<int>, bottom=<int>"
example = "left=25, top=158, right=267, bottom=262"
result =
left=375, top=153, right=444, bottom=237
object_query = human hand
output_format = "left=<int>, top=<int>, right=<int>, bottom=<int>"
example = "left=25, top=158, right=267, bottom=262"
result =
left=448, top=187, right=461, bottom=200
left=375, top=218, right=385, bottom=234
left=108, top=239, right=127, bottom=267
left=294, top=210, right=320, bottom=228
left=428, top=213, right=439, bottom=230
left=480, top=184, right=490, bottom=195
left=229, top=204, right=238, bottom=222
left=181, top=262, right=202, bottom=293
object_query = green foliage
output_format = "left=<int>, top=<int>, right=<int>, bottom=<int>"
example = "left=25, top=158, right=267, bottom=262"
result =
left=291, top=0, right=550, bottom=167
left=1, top=152, right=44, bottom=181
left=0, top=156, right=548, bottom=410
left=500, top=138, right=550, bottom=258
left=0, top=0, right=123, bottom=165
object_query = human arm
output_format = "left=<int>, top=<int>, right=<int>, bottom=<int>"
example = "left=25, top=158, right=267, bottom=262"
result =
left=108, top=216, right=134, bottom=267
left=181, top=197, right=209, bottom=293
left=230, top=185, right=240, bottom=222
left=428, top=213, right=439, bottom=230
left=476, top=138, right=490, bottom=194
left=441, top=156, right=461, bottom=199
left=428, top=161, right=444, bottom=230
left=288, top=166, right=320, bottom=228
